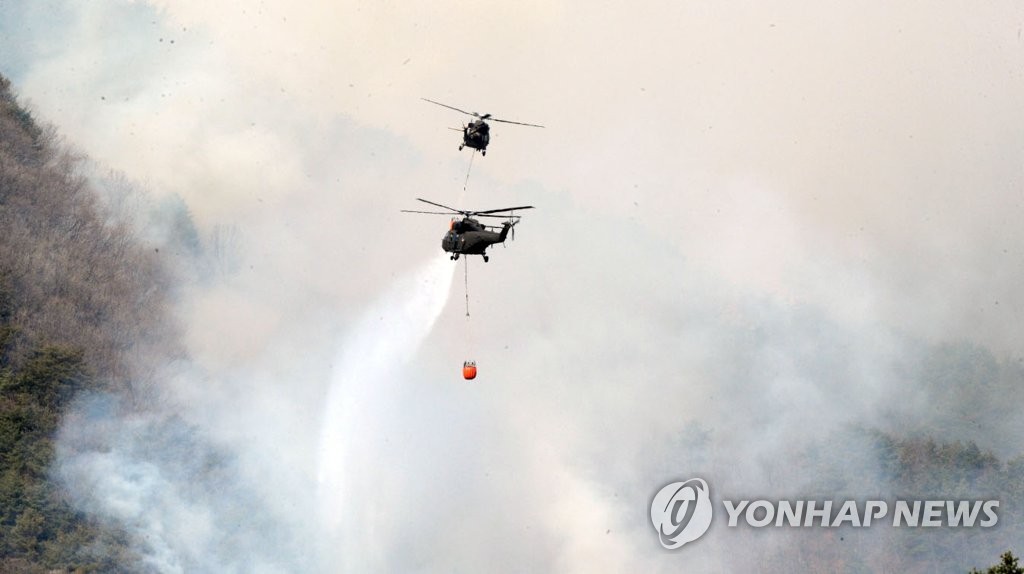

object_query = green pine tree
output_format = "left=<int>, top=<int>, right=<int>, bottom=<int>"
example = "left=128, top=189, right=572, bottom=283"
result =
left=971, top=551, right=1024, bottom=574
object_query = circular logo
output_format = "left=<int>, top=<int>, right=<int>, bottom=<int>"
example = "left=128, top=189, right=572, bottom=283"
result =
left=650, top=478, right=713, bottom=549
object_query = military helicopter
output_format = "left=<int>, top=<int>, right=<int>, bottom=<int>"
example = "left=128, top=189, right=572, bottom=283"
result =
left=402, top=198, right=534, bottom=262
left=421, top=98, right=544, bottom=156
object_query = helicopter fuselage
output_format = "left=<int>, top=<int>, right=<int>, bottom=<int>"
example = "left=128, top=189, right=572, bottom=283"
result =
left=442, top=217, right=511, bottom=260
left=460, top=120, right=490, bottom=153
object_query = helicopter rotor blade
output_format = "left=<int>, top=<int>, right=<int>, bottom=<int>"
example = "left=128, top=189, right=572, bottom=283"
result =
left=489, top=118, right=545, bottom=128
left=415, top=197, right=466, bottom=214
left=400, top=210, right=459, bottom=215
left=407, top=199, right=534, bottom=218
left=471, top=205, right=535, bottom=215
left=474, top=213, right=522, bottom=219
left=421, top=98, right=475, bottom=117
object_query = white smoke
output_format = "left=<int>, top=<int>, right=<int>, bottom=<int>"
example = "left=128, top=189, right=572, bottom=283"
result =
left=56, top=255, right=456, bottom=572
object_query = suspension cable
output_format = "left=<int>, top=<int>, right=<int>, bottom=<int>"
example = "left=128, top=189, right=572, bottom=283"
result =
left=463, top=150, right=476, bottom=192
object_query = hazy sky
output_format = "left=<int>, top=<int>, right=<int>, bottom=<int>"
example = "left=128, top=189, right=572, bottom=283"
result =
left=4, top=1, right=1024, bottom=571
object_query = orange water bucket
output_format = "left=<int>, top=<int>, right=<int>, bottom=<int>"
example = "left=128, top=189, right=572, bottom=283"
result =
left=463, top=360, right=477, bottom=380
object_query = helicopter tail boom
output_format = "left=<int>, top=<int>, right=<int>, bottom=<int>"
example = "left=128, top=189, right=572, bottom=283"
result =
left=498, top=221, right=513, bottom=243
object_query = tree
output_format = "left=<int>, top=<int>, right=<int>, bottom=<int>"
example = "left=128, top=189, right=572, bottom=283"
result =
left=970, top=552, right=1024, bottom=574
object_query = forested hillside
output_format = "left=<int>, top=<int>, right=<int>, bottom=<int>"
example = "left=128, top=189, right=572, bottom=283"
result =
left=0, top=73, right=172, bottom=572
left=752, top=428, right=1024, bottom=573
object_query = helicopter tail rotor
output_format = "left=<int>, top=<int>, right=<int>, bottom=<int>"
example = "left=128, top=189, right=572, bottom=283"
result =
left=498, top=220, right=516, bottom=244
left=502, top=218, right=521, bottom=243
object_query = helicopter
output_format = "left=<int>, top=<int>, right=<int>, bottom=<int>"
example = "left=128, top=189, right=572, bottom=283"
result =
left=402, top=198, right=534, bottom=262
left=421, top=98, right=544, bottom=156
